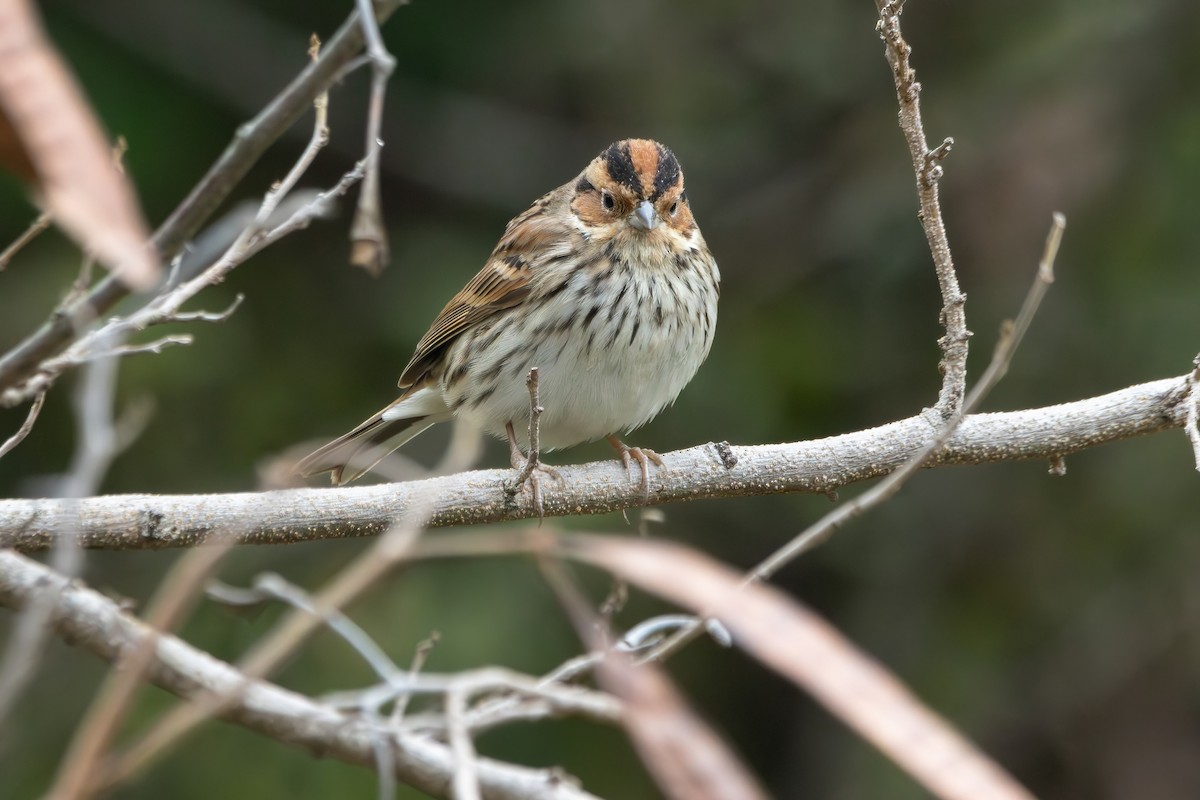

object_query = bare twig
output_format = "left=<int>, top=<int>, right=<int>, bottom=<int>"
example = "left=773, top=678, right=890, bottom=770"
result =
left=876, top=0, right=970, bottom=416
left=208, top=573, right=435, bottom=800
left=0, top=0, right=408, bottom=395
left=0, top=211, right=50, bottom=271
left=167, top=294, right=245, bottom=324
left=0, top=390, right=44, bottom=461
left=212, top=572, right=404, bottom=683
left=75, top=334, right=194, bottom=362
left=348, top=0, right=397, bottom=275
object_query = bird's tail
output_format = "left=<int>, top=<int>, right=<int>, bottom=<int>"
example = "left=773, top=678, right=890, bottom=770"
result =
left=295, top=387, right=451, bottom=485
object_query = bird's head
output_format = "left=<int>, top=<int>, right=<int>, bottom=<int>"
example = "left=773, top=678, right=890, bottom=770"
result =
left=571, top=139, right=697, bottom=244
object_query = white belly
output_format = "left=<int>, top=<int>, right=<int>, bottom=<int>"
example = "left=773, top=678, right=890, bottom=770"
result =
left=442, top=265, right=716, bottom=450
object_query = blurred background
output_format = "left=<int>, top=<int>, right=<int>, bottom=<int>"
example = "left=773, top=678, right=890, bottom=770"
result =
left=1, top=0, right=1199, bottom=797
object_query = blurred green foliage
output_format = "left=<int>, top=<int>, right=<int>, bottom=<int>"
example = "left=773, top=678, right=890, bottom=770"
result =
left=2, top=0, right=1198, bottom=798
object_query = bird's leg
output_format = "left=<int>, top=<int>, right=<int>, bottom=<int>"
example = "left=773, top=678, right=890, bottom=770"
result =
left=507, top=369, right=560, bottom=519
left=607, top=435, right=665, bottom=499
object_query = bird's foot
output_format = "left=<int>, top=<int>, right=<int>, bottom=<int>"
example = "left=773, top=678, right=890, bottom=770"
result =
left=607, top=436, right=665, bottom=500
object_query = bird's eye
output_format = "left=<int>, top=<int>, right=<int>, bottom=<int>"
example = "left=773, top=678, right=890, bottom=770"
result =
left=669, top=201, right=679, bottom=217
left=601, top=191, right=615, bottom=211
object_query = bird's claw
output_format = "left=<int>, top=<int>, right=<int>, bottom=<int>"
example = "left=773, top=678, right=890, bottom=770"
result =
left=608, top=436, right=666, bottom=499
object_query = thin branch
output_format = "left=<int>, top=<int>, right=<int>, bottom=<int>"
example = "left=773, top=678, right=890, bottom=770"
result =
left=0, top=212, right=51, bottom=271
left=0, top=390, right=44, bottom=461
left=0, top=371, right=1190, bottom=552
left=348, top=0, right=397, bottom=275
left=211, top=573, right=405, bottom=683
left=166, top=294, right=245, bottom=324
left=877, top=0, right=970, bottom=416
left=68, top=334, right=194, bottom=362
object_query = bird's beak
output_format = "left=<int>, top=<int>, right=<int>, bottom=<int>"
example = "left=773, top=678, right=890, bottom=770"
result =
left=630, top=200, right=659, bottom=231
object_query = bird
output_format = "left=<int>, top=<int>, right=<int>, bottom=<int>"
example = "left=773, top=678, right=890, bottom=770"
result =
left=296, top=138, right=719, bottom=502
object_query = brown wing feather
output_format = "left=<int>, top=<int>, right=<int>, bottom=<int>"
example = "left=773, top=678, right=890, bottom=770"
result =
left=397, top=187, right=572, bottom=388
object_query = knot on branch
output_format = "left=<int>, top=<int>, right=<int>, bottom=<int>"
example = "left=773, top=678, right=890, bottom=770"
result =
left=921, top=137, right=954, bottom=186
left=712, top=441, right=738, bottom=470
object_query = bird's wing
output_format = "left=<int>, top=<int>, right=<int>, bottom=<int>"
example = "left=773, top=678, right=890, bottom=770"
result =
left=397, top=188, right=572, bottom=388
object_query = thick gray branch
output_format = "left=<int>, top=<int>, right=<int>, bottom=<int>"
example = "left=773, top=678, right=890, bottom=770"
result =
left=0, top=550, right=598, bottom=800
left=0, top=376, right=1189, bottom=552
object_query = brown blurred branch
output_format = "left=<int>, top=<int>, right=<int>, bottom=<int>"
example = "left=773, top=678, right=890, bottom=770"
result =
left=0, top=372, right=1191, bottom=552
left=0, top=550, right=599, bottom=800
left=0, top=0, right=408, bottom=398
